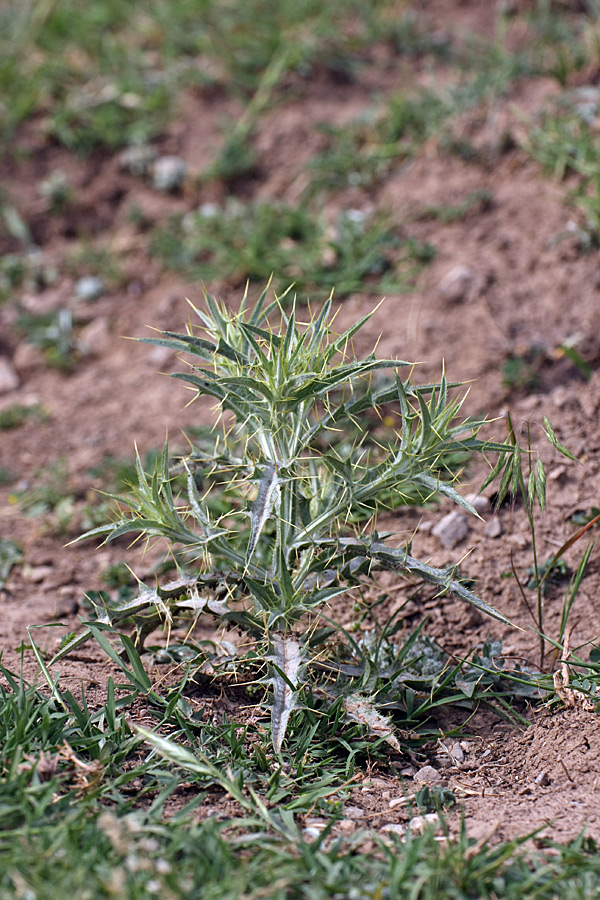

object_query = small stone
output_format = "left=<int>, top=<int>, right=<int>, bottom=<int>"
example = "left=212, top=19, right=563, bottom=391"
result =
left=414, top=765, right=443, bottom=786
left=450, top=741, right=464, bottom=764
left=484, top=516, right=503, bottom=538
left=432, top=510, right=468, bottom=549
left=534, top=770, right=550, bottom=786
left=418, top=519, right=434, bottom=533
left=25, top=565, right=53, bottom=583
left=519, top=394, right=539, bottom=412
left=56, top=596, right=80, bottom=617
left=548, top=465, right=566, bottom=482
left=551, top=385, right=571, bottom=409
left=438, top=265, right=474, bottom=303
left=388, top=797, right=405, bottom=809
left=0, top=358, right=19, bottom=394
left=518, top=784, right=534, bottom=796
left=344, top=806, right=365, bottom=819
left=408, top=813, right=441, bottom=834
left=400, top=766, right=417, bottom=778
left=465, top=493, right=490, bottom=515
left=152, top=156, right=187, bottom=192
left=147, top=345, right=175, bottom=367
left=380, top=823, right=406, bottom=838
left=337, top=819, right=356, bottom=834
left=74, top=276, right=105, bottom=302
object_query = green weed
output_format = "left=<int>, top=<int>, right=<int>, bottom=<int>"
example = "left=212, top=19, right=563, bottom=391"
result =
left=483, top=413, right=591, bottom=672
left=0, top=539, right=22, bottom=590
left=16, top=308, right=79, bottom=371
left=305, top=90, right=457, bottom=196
left=1, top=651, right=600, bottom=898
left=0, top=0, right=413, bottom=157
left=151, top=202, right=433, bottom=296
left=68, top=285, right=513, bottom=754
left=419, top=190, right=494, bottom=224
left=525, top=89, right=600, bottom=244
left=0, top=404, right=46, bottom=431
left=14, top=458, right=77, bottom=532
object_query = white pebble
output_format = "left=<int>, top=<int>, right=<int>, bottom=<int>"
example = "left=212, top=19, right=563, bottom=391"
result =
left=438, top=265, right=474, bottom=303
left=432, top=510, right=468, bottom=549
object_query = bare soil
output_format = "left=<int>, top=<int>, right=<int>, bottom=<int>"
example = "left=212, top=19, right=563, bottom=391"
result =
left=2, top=0, right=600, bottom=844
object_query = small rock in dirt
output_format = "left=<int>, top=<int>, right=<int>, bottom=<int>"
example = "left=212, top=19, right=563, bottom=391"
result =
left=153, top=155, right=188, bottom=191
left=548, top=465, right=566, bottom=482
left=414, top=765, right=443, bottom=786
left=75, top=276, right=105, bottom=302
left=399, top=766, right=417, bottom=778
left=0, top=358, right=19, bottom=394
left=337, top=819, right=356, bottom=834
left=56, top=597, right=80, bottom=617
left=25, top=565, right=53, bottom=583
left=438, top=265, right=474, bottom=303
left=465, top=492, right=490, bottom=516
left=534, top=770, right=550, bottom=786
left=518, top=783, right=534, bottom=796
left=519, top=394, right=539, bottom=412
left=344, top=806, right=365, bottom=819
left=484, top=516, right=503, bottom=538
left=418, top=519, right=434, bottom=533
left=408, top=813, right=441, bottom=834
left=147, top=345, right=175, bottom=367
left=432, top=510, right=468, bottom=549
left=551, top=385, right=571, bottom=409
left=449, top=741, right=464, bottom=764
left=380, top=823, right=406, bottom=839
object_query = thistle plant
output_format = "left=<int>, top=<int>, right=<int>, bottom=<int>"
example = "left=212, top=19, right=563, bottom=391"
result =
left=68, top=285, right=510, bottom=752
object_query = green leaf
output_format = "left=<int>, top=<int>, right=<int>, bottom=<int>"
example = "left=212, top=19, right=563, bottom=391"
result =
left=543, top=417, right=577, bottom=461
left=0, top=539, right=22, bottom=589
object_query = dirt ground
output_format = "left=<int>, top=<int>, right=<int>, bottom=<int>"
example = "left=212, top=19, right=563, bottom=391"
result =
left=2, top=0, right=600, bottom=845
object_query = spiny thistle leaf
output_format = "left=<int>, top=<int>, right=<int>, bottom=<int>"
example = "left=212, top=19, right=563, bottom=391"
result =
left=269, top=634, right=305, bottom=753
left=247, top=462, right=280, bottom=561
left=343, top=693, right=400, bottom=752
